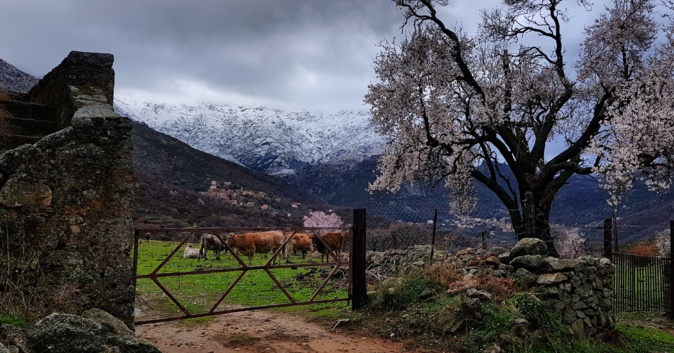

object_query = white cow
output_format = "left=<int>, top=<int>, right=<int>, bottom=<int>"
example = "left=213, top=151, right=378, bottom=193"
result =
left=183, top=244, right=201, bottom=259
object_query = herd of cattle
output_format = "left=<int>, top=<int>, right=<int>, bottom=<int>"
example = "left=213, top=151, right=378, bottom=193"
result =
left=180, top=230, right=346, bottom=265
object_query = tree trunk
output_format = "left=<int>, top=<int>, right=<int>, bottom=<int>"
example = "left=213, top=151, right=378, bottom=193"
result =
left=511, top=190, right=560, bottom=257
left=534, top=193, right=560, bottom=257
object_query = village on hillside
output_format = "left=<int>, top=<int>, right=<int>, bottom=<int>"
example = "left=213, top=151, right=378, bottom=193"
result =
left=198, top=180, right=301, bottom=211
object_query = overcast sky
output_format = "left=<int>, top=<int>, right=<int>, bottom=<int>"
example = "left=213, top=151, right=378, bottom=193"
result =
left=2, top=0, right=608, bottom=112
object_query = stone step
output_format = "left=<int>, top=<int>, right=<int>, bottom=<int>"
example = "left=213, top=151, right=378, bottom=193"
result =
left=0, top=115, right=58, bottom=136
left=0, top=99, right=57, bottom=122
left=0, top=132, right=41, bottom=153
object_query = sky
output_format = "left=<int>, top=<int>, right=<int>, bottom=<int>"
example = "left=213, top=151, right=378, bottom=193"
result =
left=2, top=0, right=607, bottom=113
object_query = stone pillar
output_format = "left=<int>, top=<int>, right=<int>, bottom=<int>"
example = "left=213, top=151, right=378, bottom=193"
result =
left=0, top=52, right=135, bottom=328
left=28, top=51, right=115, bottom=129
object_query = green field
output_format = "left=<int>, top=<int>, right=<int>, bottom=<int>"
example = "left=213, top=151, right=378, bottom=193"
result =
left=134, top=239, right=350, bottom=323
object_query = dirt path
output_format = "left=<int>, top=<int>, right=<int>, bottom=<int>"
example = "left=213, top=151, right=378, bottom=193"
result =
left=136, top=309, right=440, bottom=353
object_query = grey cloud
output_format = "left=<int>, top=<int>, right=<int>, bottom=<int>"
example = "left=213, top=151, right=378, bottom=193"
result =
left=0, top=0, right=614, bottom=112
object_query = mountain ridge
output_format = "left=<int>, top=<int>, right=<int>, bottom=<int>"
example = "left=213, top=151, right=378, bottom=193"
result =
left=115, top=97, right=384, bottom=176
left=0, top=58, right=39, bottom=93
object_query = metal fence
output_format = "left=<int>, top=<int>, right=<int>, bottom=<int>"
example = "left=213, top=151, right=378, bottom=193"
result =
left=133, top=224, right=359, bottom=325
left=612, top=253, right=671, bottom=312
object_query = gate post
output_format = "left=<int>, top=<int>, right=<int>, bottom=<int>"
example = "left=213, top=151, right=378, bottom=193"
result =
left=352, top=209, right=368, bottom=310
left=430, top=209, right=438, bottom=263
left=670, top=220, right=674, bottom=319
left=603, top=218, right=613, bottom=258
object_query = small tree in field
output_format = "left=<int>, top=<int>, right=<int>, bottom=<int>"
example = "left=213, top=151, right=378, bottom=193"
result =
left=551, top=224, right=586, bottom=259
left=366, top=0, right=674, bottom=256
left=303, top=211, right=343, bottom=230
left=655, top=229, right=671, bottom=257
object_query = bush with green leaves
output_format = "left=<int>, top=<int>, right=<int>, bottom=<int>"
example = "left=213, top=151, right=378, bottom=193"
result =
left=370, top=269, right=443, bottom=311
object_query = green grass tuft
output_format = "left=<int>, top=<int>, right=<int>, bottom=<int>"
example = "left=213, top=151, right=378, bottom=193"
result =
left=0, top=315, right=28, bottom=328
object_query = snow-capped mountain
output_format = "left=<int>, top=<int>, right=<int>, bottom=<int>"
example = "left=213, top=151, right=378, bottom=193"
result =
left=114, top=97, right=384, bottom=175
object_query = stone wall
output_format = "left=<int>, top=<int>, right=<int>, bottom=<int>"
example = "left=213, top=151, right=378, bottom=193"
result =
left=367, top=239, right=615, bottom=337
left=509, top=254, right=615, bottom=336
left=0, top=51, right=135, bottom=328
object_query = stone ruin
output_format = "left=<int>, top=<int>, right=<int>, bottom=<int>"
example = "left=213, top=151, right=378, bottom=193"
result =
left=0, top=52, right=135, bottom=329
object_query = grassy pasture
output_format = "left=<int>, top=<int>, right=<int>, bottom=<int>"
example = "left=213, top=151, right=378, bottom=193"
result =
left=134, top=239, right=350, bottom=323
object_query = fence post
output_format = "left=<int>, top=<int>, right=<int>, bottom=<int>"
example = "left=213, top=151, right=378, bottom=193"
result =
left=612, top=208, right=618, bottom=252
left=430, top=209, right=437, bottom=263
left=603, top=218, right=612, bottom=258
left=132, top=229, right=139, bottom=289
left=670, top=220, right=674, bottom=319
left=523, top=191, right=536, bottom=239
left=352, top=208, right=368, bottom=310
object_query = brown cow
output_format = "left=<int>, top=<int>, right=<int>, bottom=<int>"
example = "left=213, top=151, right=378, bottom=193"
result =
left=225, top=230, right=285, bottom=265
left=312, top=232, right=344, bottom=262
left=283, top=232, right=313, bottom=262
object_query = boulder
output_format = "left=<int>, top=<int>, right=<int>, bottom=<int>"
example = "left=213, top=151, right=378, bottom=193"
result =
left=512, top=268, right=538, bottom=286
left=467, top=288, right=492, bottom=301
left=483, top=256, right=501, bottom=267
left=497, top=252, right=511, bottom=264
left=542, top=257, right=576, bottom=272
left=28, top=312, right=160, bottom=353
left=510, top=238, right=547, bottom=258
left=536, top=273, right=568, bottom=285
left=509, top=255, right=544, bottom=272
left=28, top=313, right=107, bottom=353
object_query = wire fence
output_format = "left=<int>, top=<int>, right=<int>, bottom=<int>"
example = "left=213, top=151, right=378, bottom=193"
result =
left=362, top=200, right=669, bottom=258
left=365, top=200, right=517, bottom=253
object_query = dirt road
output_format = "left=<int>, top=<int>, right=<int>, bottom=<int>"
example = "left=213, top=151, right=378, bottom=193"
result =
left=136, top=309, right=439, bottom=353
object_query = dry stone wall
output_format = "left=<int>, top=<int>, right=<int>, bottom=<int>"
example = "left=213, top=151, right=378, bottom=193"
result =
left=367, top=238, right=615, bottom=337
left=0, top=51, right=135, bottom=328
left=510, top=253, right=615, bottom=336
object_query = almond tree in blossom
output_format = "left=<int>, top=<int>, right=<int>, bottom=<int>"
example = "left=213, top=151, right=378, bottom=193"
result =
left=365, top=0, right=674, bottom=256
left=551, top=224, right=586, bottom=259
left=303, top=211, right=343, bottom=229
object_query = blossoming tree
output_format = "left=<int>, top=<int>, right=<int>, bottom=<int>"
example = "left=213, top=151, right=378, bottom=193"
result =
left=366, top=0, right=674, bottom=256
left=303, top=211, right=343, bottom=229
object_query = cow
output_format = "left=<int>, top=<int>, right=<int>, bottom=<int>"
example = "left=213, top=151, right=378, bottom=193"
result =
left=183, top=244, right=201, bottom=259
left=283, top=232, right=313, bottom=262
left=312, top=232, right=344, bottom=263
left=199, top=233, right=226, bottom=260
left=225, top=230, right=285, bottom=265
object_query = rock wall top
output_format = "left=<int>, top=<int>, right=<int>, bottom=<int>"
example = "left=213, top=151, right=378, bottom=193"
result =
left=28, top=51, right=115, bottom=129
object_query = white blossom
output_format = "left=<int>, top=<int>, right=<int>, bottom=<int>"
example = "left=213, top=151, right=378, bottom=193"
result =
left=366, top=0, right=674, bottom=255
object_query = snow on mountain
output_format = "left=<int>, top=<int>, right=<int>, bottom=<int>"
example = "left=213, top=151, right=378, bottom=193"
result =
left=114, top=97, right=384, bottom=175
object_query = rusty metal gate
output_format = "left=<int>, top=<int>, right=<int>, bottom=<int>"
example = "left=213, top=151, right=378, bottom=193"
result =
left=132, top=225, right=356, bottom=325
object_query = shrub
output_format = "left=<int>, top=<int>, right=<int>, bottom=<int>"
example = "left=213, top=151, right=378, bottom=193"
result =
left=370, top=268, right=444, bottom=310
left=427, top=262, right=461, bottom=287
left=477, top=274, right=521, bottom=303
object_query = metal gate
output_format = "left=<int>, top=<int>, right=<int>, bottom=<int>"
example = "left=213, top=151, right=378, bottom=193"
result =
left=612, top=252, right=671, bottom=313
left=132, top=226, right=355, bottom=325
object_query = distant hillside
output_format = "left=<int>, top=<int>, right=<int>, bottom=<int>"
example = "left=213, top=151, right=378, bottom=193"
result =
left=0, top=59, right=39, bottom=92
left=131, top=121, right=327, bottom=228
left=288, top=157, right=674, bottom=243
